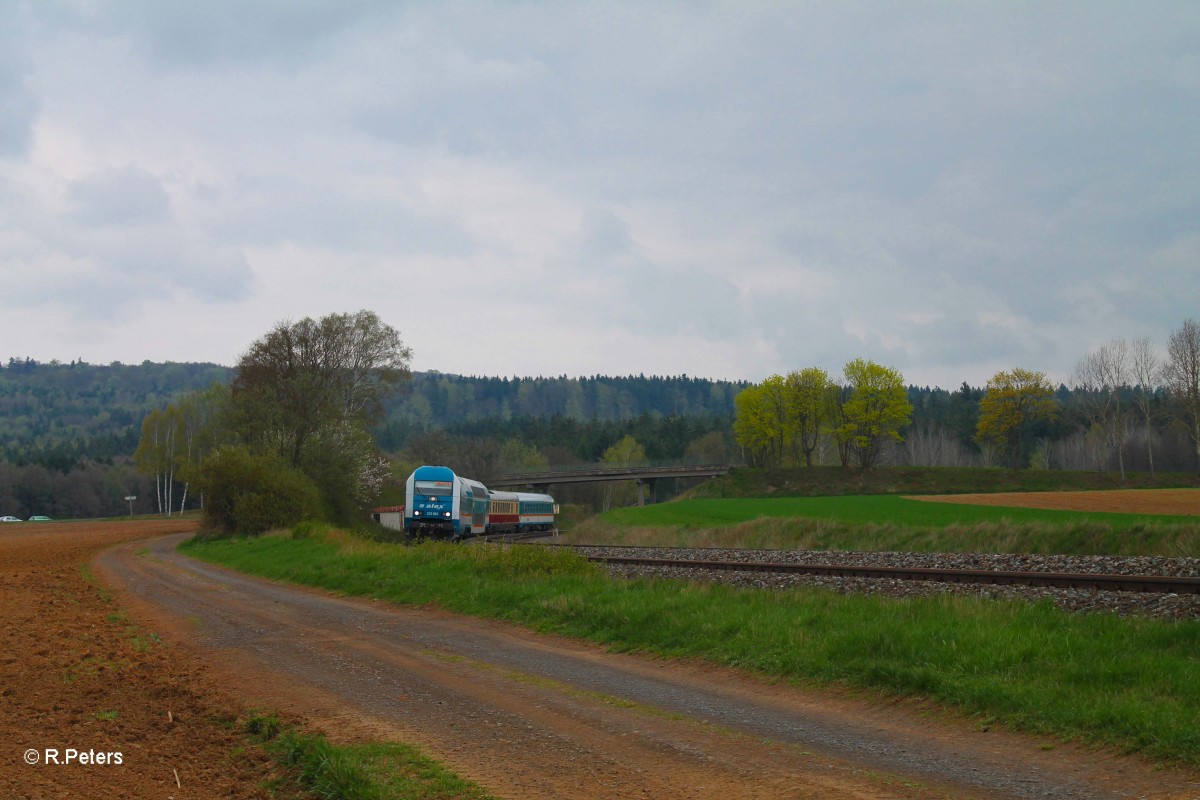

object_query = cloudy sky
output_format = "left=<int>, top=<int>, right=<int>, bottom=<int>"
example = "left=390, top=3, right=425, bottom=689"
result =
left=1, top=2, right=1197, bottom=388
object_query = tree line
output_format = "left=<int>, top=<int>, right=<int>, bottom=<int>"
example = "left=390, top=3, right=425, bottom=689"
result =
left=734, top=320, right=1200, bottom=475
left=0, top=359, right=745, bottom=471
left=5, top=317, right=1199, bottom=522
left=0, top=358, right=227, bottom=470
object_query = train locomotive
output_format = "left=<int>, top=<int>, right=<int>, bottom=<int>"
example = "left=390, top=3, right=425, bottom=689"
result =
left=404, top=465, right=556, bottom=540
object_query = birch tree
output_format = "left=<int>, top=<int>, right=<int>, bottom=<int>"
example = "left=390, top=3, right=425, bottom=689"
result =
left=133, top=406, right=180, bottom=515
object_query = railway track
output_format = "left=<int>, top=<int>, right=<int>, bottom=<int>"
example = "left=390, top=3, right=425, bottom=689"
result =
left=583, top=553, right=1200, bottom=594
left=480, top=530, right=561, bottom=544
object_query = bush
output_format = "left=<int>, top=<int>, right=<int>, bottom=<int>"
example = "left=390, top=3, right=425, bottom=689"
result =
left=196, top=446, right=323, bottom=536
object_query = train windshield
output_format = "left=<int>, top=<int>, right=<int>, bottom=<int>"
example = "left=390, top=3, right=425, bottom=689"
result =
left=415, top=480, right=453, bottom=496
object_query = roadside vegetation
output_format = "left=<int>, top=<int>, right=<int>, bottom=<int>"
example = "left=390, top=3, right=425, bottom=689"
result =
left=245, top=713, right=494, bottom=800
left=184, top=526, right=1200, bottom=767
left=565, top=494, right=1200, bottom=556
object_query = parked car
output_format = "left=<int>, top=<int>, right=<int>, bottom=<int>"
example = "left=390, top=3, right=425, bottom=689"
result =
left=27, top=516, right=52, bottom=522
left=0, top=516, right=22, bottom=523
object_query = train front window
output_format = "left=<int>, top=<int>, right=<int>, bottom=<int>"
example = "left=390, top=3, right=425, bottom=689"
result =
left=415, top=480, right=452, bottom=496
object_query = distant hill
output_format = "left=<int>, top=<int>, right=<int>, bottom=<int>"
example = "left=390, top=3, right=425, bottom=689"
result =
left=0, top=359, right=747, bottom=468
left=0, top=359, right=231, bottom=468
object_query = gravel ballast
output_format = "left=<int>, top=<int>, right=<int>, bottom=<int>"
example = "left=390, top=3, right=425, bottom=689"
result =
left=564, top=545, right=1200, bottom=620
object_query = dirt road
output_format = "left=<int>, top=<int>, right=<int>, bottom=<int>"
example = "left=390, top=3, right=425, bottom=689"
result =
left=96, top=532, right=1200, bottom=800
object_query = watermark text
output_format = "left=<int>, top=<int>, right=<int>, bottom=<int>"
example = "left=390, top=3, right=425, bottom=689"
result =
left=24, top=748, right=123, bottom=766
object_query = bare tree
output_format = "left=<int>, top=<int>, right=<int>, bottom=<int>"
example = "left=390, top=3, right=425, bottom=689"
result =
left=901, top=423, right=979, bottom=467
left=1164, top=319, right=1200, bottom=472
left=1129, top=337, right=1162, bottom=474
left=1073, top=339, right=1131, bottom=480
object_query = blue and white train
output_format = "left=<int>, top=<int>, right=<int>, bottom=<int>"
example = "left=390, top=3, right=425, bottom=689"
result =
left=403, top=465, right=556, bottom=540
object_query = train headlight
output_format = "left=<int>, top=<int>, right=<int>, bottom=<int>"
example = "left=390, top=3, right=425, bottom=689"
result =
left=414, top=510, right=421, bottom=516
left=444, top=511, right=451, bottom=517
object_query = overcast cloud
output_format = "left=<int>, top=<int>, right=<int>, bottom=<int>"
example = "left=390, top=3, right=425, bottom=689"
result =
left=1, top=1, right=1197, bottom=387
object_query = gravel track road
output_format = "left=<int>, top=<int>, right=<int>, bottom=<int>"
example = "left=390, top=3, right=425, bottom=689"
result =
left=95, top=533, right=1200, bottom=800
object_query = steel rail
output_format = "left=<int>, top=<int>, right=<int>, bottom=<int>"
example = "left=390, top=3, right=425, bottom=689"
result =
left=587, top=555, right=1200, bottom=594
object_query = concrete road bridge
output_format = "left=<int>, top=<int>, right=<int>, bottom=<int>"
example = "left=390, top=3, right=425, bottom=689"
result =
left=488, top=462, right=732, bottom=505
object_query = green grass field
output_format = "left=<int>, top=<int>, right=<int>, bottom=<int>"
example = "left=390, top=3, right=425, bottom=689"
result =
left=566, top=495, right=1200, bottom=556
left=182, top=528, right=1200, bottom=768
left=604, top=495, right=1197, bottom=528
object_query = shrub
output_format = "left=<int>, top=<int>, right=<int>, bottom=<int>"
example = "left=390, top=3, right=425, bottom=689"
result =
left=195, top=446, right=323, bottom=536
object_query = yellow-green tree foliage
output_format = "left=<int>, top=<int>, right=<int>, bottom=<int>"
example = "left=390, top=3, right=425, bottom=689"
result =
left=975, top=368, right=1057, bottom=468
left=837, top=359, right=912, bottom=469
left=734, top=367, right=851, bottom=468
left=601, top=435, right=647, bottom=510
left=786, top=367, right=835, bottom=467
left=733, top=375, right=792, bottom=467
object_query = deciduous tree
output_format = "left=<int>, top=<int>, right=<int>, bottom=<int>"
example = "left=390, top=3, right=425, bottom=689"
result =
left=975, top=369, right=1057, bottom=468
left=786, top=367, right=835, bottom=467
left=837, top=359, right=912, bottom=469
left=133, top=406, right=180, bottom=515
left=733, top=377, right=792, bottom=467
left=231, top=310, right=411, bottom=466
left=600, top=435, right=646, bottom=510
left=220, top=310, right=412, bottom=525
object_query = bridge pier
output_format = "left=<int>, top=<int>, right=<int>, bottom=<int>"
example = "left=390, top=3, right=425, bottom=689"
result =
left=634, top=477, right=658, bottom=506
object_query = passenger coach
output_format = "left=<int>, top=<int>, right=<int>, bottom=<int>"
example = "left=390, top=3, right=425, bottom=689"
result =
left=486, top=490, right=557, bottom=534
left=515, top=491, right=556, bottom=532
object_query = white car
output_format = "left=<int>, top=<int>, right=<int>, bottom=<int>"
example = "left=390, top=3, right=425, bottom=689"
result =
left=0, top=516, right=22, bottom=523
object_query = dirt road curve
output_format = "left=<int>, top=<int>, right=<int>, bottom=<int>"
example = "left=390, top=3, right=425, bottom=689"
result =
left=94, top=532, right=1200, bottom=800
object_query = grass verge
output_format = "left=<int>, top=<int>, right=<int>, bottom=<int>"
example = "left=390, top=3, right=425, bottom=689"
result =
left=185, top=529, right=1200, bottom=767
left=244, top=713, right=495, bottom=800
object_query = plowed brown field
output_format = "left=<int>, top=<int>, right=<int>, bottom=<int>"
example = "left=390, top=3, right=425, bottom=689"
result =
left=0, top=519, right=304, bottom=800
left=910, top=488, right=1200, bottom=515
